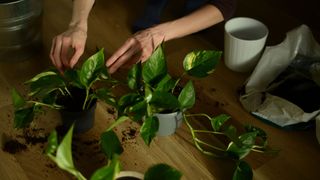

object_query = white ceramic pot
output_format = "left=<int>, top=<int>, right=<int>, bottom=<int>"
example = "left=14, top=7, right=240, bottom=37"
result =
left=116, top=171, right=144, bottom=180
left=154, top=111, right=183, bottom=136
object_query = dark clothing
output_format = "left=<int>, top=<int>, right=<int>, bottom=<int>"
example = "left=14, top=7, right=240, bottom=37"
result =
left=132, top=0, right=237, bottom=32
left=209, top=0, right=237, bottom=20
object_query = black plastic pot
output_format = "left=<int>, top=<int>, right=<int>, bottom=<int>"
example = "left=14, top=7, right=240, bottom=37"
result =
left=60, top=101, right=97, bottom=133
left=57, top=86, right=97, bottom=133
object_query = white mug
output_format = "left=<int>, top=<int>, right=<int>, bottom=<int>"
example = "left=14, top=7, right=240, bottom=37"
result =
left=224, top=17, right=268, bottom=72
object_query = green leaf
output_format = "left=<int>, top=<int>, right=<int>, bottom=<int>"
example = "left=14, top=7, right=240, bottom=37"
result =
left=129, top=100, right=147, bottom=121
left=210, top=114, right=230, bottom=131
left=27, top=73, right=65, bottom=98
left=232, top=161, right=253, bottom=180
left=55, top=125, right=75, bottom=171
left=11, top=88, right=25, bottom=109
left=245, top=125, right=267, bottom=146
left=178, top=81, right=195, bottom=110
left=142, top=44, right=167, bottom=85
left=100, top=131, right=124, bottom=159
left=80, top=48, right=105, bottom=87
left=47, top=125, right=86, bottom=180
left=118, top=93, right=142, bottom=115
left=107, top=116, right=129, bottom=131
left=227, top=132, right=258, bottom=160
left=64, top=69, right=84, bottom=89
left=155, top=74, right=176, bottom=92
left=95, top=88, right=117, bottom=107
left=144, top=163, right=182, bottom=180
left=90, top=154, right=121, bottom=180
left=45, top=130, right=58, bottom=155
left=128, top=63, right=142, bottom=90
left=149, top=91, right=180, bottom=111
left=140, top=116, right=159, bottom=146
left=224, top=125, right=242, bottom=147
left=25, top=70, right=59, bottom=84
left=183, top=50, right=221, bottom=78
left=14, top=105, right=35, bottom=128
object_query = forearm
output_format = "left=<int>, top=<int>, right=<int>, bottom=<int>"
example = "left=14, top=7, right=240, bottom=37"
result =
left=151, top=4, right=224, bottom=41
left=69, top=0, right=95, bottom=32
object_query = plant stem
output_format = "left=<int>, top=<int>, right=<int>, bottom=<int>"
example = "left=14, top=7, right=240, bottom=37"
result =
left=194, top=137, right=226, bottom=152
left=183, top=114, right=224, bottom=158
left=194, top=129, right=224, bottom=135
left=185, top=113, right=212, bottom=120
left=28, top=101, right=62, bottom=110
left=82, top=88, right=90, bottom=110
left=171, top=72, right=186, bottom=94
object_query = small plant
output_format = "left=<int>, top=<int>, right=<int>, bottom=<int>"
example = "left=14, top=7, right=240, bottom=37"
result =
left=45, top=125, right=182, bottom=180
left=11, top=49, right=117, bottom=129
left=183, top=113, right=278, bottom=180
left=112, top=44, right=222, bottom=145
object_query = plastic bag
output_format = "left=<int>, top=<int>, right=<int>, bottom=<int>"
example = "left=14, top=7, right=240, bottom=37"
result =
left=239, top=25, right=320, bottom=143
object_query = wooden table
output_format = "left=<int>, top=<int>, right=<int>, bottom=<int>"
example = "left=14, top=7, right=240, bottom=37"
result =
left=0, top=0, right=319, bottom=179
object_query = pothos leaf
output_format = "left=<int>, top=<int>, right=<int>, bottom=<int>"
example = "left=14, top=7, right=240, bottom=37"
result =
left=210, top=114, right=230, bottom=131
left=94, top=88, right=117, bottom=107
left=46, top=125, right=86, bottom=180
left=155, top=74, right=176, bottom=92
left=14, top=105, right=36, bottom=128
left=64, top=69, right=84, bottom=89
left=128, top=100, right=147, bottom=121
left=11, top=88, right=26, bottom=109
left=80, top=48, right=105, bottom=87
left=178, top=80, right=195, bottom=110
left=128, top=63, right=142, bottom=90
left=183, top=50, right=221, bottom=78
left=100, top=131, right=124, bottom=160
left=25, top=70, right=59, bottom=84
left=144, top=163, right=182, bottom=180
left=149, top=91, right=180, bottom=111
left=227, top=132, right=258, bottom=160
left=232, top=160, right=253, bottom=180
left=140, top=116, right=159, bottom=146
left=45, top=130, right=58, bottom=155
left=142, top=44, right=167, bottom=85
left=27, top=73, right=65, bottom=98
left=90, top=154, right=121, bottom=180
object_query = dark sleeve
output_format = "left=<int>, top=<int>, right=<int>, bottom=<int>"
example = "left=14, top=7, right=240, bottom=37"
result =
left=209, top=0, right=237, bottom=20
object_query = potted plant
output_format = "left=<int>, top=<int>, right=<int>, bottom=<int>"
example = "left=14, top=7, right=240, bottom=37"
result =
left=113, top=44, right=222, bottom=145
left=11, top=49, right=117, bottom=133
left=45, top=125, right=182, bottom=180
left=183, top=113, right=278, bottom=180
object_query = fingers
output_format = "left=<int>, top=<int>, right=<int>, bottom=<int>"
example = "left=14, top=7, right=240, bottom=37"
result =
left=107, top=39, right=142, bottom=74
left=50, top=36, right=64, bottom=73
left=106, top=38, right=136, bottom=67
left=50, top=37, right=84, bottom=72
left=60, top=37, right=72, bottom=69
left=70, top=45, right=84, bottom=68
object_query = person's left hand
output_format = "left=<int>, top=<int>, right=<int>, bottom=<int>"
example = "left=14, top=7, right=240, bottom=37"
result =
left=106, top=27, right=165, bottom=74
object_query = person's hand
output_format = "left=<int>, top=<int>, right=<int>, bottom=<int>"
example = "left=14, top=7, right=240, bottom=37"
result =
left=50, top=26, right=87, bottom=73
left=106, top=27, right=165, bottom=74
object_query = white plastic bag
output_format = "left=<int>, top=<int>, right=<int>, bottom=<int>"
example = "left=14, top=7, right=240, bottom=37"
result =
left=239, top=25, right=320, bottom=143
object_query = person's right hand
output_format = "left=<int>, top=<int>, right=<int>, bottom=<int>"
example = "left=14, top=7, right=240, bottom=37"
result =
left=50, top=26, right=87, bottom=73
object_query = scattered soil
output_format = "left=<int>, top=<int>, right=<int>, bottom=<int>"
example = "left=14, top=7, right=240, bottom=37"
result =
left=19, top=128, right=49, bottom=145
left=107, top=107, right=116, bottom=115
left=3, top=139, right=27, bottom=154
left=121, top=127, right=138, bottom=143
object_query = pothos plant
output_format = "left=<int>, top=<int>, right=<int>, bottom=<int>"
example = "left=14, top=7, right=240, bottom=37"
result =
left=183, top=113, right=278, bottom=180
left=45, top=125, right=182, bottom=180
left=11, top=49, right=117, bottom=129
left=109, top=44, right=222, bottom=145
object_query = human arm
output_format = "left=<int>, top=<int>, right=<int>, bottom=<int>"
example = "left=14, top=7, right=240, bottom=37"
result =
left=106, top=0, right=236, bottom=74
left=50, top=0, right=95, bottom=73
